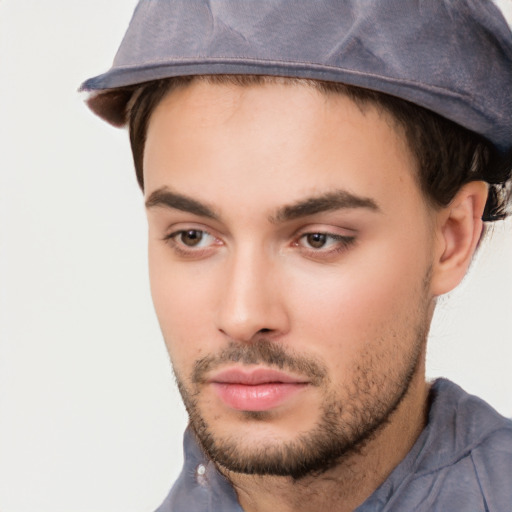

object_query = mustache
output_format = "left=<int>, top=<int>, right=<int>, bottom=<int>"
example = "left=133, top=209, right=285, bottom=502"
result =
left=191, top=339, right=327, bottom=386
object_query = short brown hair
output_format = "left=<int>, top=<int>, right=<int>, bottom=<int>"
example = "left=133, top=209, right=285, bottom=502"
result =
left=126, top=75, right=511, bottom=221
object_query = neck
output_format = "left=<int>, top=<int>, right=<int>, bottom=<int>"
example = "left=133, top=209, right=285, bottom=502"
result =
left=224, top=365, right=430, bottom=512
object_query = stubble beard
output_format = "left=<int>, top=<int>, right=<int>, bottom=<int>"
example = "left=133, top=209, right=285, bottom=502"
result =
left=173, top=313, right=429, bottom=480
left=171, top=266, right=433, bottom=480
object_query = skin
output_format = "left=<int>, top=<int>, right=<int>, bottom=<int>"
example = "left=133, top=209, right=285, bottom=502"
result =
left=143, top=80, right=487, bottom=512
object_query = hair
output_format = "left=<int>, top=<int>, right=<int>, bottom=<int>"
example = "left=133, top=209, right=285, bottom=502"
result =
left=125, top=74, right=511, bottom=222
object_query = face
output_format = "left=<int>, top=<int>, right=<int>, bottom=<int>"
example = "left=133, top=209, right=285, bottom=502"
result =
left=143, top=80, right=436, bottom=478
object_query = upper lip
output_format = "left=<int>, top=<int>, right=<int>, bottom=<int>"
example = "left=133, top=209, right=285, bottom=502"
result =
left=208, top=367, right=309, bottom=385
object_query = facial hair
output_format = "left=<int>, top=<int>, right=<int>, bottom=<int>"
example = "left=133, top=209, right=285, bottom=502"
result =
left=173, top=316, right=428, bottom=480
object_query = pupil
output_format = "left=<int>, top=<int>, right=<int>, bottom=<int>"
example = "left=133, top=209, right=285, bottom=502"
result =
left=307, top=233, right=326, bottom=248
left=182, top=230, right=203, bottom=246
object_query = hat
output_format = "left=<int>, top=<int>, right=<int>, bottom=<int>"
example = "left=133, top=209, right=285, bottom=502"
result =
left=81, top=0, right=512, bottom=155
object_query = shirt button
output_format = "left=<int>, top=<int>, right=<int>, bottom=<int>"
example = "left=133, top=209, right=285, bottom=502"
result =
left=197, top=464, right=206, bottom=476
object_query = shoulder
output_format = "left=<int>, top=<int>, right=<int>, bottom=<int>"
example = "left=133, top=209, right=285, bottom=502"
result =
left=411, top=379, right=512, bottom=512
left=417, top=421, right=512, bottom=512
left=470, top=422, right=512, bottom=511
left=360, top=379, right=512, bottom=512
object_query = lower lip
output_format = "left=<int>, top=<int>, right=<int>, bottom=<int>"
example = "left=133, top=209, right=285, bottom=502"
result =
left=211, top=382, right=307, bottom=411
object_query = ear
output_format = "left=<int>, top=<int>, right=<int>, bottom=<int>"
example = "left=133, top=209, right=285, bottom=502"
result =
left=430, top=181, right=489, bottom=296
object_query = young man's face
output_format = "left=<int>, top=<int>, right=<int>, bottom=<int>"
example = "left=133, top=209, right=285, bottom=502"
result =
left=143, top=80, right=438, bottom=477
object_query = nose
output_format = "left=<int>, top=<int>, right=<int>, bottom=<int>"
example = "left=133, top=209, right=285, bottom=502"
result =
left=215, top=246, right=289, bottom=343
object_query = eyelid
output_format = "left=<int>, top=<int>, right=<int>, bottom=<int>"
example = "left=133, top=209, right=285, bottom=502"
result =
left=293, top=223, right=357, bottom=240
left=163, top=227, right=213, bottom=241
left=297, top=232, right=355, bottom=248
left=163, top=225, right=223, bottom=257
left=293, top=226, right=357, bottom=257
left=162, top=220, right=219, bottom=240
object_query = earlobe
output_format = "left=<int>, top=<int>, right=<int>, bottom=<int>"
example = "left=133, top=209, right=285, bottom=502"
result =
left=430, top=181, right=488, bottom=296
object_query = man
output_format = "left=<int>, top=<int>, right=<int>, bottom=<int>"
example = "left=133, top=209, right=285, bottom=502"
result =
left=81, top=1, right=512, bottom=511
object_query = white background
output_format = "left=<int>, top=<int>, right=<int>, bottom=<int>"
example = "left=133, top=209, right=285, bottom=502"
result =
left=0, top=1, right=511, bottom=511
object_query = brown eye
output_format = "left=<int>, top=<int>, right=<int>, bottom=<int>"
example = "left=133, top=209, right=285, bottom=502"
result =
left=180, top=230, right=204, bottom=246
left=165, top=228, right=219, bottom=256
left=306, top=233, right=327, bottom=248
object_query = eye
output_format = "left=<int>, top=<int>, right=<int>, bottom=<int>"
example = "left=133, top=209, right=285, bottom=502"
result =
left=164, top=228, right=220, bottom=254
left=297, top=232, right=356, bottom=253
left=304, top=233, right=329, bottom=249
left=176, top=229, right=209, bottom=247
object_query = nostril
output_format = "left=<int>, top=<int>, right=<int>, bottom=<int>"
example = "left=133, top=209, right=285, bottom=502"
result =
left=258, top=328, right=272, bottom=334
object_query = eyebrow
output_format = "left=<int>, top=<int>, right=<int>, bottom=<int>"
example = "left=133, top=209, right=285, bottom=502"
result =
left=145, top=187, right=379, bottom=223
left=145, top=187, right=219, bottom=220
left=270, top=190, right=380, bottom=223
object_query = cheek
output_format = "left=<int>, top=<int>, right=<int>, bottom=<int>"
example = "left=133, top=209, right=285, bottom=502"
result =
left=148, top=247, right=216, bottom=368
left=285, top=236, right=431, bottom=367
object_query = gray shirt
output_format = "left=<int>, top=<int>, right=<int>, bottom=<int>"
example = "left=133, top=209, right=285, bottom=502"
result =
left=156, top=379, right=512, bottom=511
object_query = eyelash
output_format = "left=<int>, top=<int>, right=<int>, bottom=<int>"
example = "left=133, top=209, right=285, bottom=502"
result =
left=162, top=229, right=219, bottom=258
left=163, top=229, right=356, bottom=258
left=295, top=232, right=356, bottom=256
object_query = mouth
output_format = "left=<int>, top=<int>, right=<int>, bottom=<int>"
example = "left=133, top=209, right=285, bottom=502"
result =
left=208, top=367, right=310, bottom=412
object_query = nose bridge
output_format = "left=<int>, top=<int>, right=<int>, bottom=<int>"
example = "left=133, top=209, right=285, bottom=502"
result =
left=216, top=239, right=287, bottom=342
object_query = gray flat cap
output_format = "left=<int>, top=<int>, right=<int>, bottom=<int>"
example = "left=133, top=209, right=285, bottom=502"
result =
left=81, top=0, right=512, bottom=155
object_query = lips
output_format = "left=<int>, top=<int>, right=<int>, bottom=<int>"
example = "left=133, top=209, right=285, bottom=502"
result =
left=208, top=368, right=309, bottom=411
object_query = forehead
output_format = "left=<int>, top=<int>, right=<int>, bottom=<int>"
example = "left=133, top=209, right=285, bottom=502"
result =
left=143, top=80, right=424, bottom=217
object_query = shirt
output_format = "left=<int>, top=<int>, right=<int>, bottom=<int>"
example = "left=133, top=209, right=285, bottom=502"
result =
left=155, top=379, right=512, bottom=511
